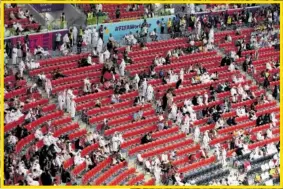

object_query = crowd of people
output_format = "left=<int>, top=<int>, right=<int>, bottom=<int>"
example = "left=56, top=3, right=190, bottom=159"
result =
left=4, top=4, right=280, bottom=186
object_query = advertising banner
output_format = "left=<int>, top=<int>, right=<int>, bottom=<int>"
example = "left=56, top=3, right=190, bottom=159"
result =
left=87, top=15, right=175, bottom=42
left=4, top=29, right=69, bottom=52
left=32, top=4, right=65, bottom=13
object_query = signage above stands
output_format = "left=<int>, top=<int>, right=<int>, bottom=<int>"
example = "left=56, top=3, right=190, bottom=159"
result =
left=33, top=4, right=64, bottom=13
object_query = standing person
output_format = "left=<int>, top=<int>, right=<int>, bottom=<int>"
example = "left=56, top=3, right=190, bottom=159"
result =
left=55, top=32, right=62, bottom=51
left=119, top=58, right=126, bottom=77
left=45, top=78, right=52, bottom=98
left=70, top=97, right=76, bottom=119
left=12, top=45, right=18, bottom=65
left=92, top=27, right=99, bottom=48
left=72, top=26, right=78, bottom=45
left=18, top=60, right=25, bottom=78
left=60, top=12, right=66, bottom=29
left=97, top=37, right=103, bottom=53
left=115, top=5, right=121, bottom=19
left=77, top=36, right=83, bottom=54
left=98, top=25, right=104, bottom=41
left=160, top=18, right=165, bottom=34
left=58, top=91, right=65, bottom=111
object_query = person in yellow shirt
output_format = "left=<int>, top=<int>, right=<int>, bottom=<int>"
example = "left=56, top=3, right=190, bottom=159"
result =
left=180, top=17, right=186, bottom=32
left=255, top=173, right=261, bottom=183
left=167, top=18, right=172, bottom=33
left=227, top=16, right=232, bottom=26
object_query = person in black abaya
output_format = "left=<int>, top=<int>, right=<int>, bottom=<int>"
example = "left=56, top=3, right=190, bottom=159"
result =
left=41, top=168, right=53, bottom=185
left=61, top=169, right=71, bottom=184
left=242, top=60, right=248, bottom=72
left=272, top=85, right=279, bottom=100
left=176, top=79, right=182, bottom=89
left=221, top=56, right=231, bottom=66
left=162, top=93, right=168, bottom=111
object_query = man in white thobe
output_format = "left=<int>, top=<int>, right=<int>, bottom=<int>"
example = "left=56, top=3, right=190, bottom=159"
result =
left=221, top=148, right=227, bottom=167
left=202, top=131, right=211, bottom=150
left=153, top=165, right=162, bottom=185
left=70, top=98, right=76, bottom=119
left=146, top=84, right=154, bottom=102
left=19, top=60, right=26, bottom=77
left=141, top=79, right=148, bottom=97
left=12, top=46, right=18, bottom=65
left=119, top=59, right=126, bottom=76
left=45, top=78, right=52, bottom=98
left=72, top=26, right=78, bottom=45
left=92, top=27, right=99, bottom=47
left=133, top=74, right=140, bottom=90
left=97, top=37, right=103, bottom=53
left=194, top=126, right=200, bottom=143
left=58, top=91, right=65, bottom=110
left=181, top=114, right=190, bottom=134
left=83, top=78, right=91, bottom=93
